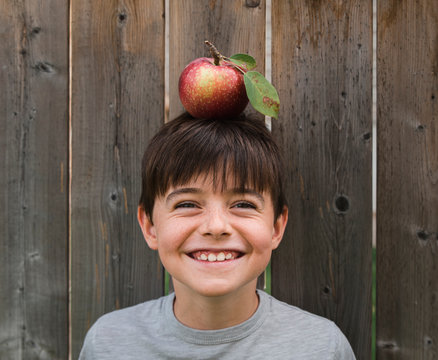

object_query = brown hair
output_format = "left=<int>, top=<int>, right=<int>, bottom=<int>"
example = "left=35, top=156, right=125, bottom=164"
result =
left=139, top=113, right=286, bottom=220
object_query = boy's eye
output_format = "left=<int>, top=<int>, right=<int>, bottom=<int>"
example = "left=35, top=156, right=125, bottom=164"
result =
left=174, top=202, right=197, bottom=209
left=233, top=201, right=257, bottom=209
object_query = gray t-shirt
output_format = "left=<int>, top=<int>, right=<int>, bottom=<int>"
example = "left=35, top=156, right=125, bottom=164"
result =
left=79, top=290, right=356, bottom=359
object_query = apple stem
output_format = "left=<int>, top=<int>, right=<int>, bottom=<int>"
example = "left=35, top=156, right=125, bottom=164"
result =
left=205, top=40, right=223, bottom=66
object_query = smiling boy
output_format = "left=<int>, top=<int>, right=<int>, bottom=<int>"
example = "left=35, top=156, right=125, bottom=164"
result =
left=79, top=113, right=356, bottom=359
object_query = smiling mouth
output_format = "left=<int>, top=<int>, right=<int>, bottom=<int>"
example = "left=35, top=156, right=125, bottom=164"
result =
left=189, top=251, right=242, bottom=262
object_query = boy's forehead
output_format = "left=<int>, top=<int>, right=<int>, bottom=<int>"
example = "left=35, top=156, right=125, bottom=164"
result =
left=160, top=173, right=275, bottom=204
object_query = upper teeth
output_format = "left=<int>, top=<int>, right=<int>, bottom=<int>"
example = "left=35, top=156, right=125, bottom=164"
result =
left=197, top=252, right=235, bottom=262
left=216, top=252, right=225, bottom=261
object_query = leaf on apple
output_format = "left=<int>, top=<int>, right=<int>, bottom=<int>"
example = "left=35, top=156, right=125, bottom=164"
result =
left=228, top=54, right=257, bottom=71
left=244, top=71, right=280, bottom=119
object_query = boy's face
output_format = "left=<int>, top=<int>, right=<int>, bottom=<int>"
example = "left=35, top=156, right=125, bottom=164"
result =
left=138, top=174, right=288, bottom=299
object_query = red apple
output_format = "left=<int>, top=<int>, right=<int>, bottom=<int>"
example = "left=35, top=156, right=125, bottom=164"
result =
left=178, top=57, right=248, bottom=119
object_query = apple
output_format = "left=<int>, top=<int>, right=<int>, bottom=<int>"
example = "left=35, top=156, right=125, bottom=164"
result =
left=178, top=57, right=248, bottom=119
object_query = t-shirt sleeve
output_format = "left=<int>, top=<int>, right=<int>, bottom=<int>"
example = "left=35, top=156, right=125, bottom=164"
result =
left=332, top=323, right=356, bottom=360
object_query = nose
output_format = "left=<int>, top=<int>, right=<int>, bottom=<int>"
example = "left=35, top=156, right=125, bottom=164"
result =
left=201, top=205, right=231, bottom=238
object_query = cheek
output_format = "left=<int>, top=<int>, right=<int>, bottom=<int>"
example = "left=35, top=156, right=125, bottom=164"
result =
left=238, top=221, right=275, bottom=251
left=155, top=221, right=194, bottom=252
left=155, top=228, right=177, bottom=252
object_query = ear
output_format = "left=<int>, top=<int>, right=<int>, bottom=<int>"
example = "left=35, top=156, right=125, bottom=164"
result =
left=137, top=206, right=158, bottom=250
left=271, top=206, right=288, bottom=250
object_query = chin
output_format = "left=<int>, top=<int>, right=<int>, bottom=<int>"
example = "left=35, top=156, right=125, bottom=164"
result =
left=196, top=286, right=237, bottom=298
left=192, top=281, right=239, bottom=298
left=172, top=276, right=241, bottom=298
left=181, top=276, right=259, bottom=299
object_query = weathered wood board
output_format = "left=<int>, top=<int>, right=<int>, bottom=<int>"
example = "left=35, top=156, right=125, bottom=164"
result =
left=271, top=1, right=373, bottom=358
left=70, top=1, right=165, bottom=358
left=377, top=0, right=438, bottom=358
left=0, top=1, right=69, bottom=358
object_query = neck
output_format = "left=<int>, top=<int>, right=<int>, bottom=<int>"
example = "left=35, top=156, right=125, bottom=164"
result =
left=172, top=280, right=259, bottom=330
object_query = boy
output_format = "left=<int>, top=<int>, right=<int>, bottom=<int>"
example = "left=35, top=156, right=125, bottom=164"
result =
left=79, top=113, right=356, bottom=359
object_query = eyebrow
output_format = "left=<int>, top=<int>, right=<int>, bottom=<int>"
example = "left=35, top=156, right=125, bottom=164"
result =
left=165, top=187, right=265, bottom=205
left=165, top=188, right=202, bottom=204
left=229, top=188, right=265, bottom=205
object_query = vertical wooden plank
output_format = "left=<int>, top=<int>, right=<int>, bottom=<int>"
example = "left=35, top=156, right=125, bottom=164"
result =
left=377, top=1, right=438, bottom=358
left=169, top=0, right=266, bottom=121
left=271, top=1, right=372, bottom=358
left=168, top=0, right=266, bottom=290
left=70, top=1, right=165, bottom=358
left=0, top=1, right=69, bottom=359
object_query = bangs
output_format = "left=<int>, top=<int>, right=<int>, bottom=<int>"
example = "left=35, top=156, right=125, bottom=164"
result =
left=140, top=113, right=285, bottom=219
left=160, top=130, right=276, bottom=196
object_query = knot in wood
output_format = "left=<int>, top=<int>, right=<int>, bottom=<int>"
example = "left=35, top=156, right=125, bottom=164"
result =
left=245, top=0, right=260, bottom=7
left=333, top=194, right=350, bottom=214
left=31, top=27, right=41, bottom=36
left=118, top=12, right=127, bottom=23
left=33, top=61, right=56, bottom=74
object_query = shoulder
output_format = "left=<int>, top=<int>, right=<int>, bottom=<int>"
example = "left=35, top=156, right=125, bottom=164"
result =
left=79, top=295, right=172, bottom=359
left=92, top=295, right=167, bottom=329
left=260, top=290, right=335, bottom=332
left=257, top=291, right=356, bottom=359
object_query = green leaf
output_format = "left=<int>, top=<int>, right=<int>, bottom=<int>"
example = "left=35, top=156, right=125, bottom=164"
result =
left=229, top=54, right=257, bottom=70
left=244, top=71, right=280, bottom=119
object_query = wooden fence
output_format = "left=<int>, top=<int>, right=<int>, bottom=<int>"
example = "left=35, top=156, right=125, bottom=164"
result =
left=1, top=1, right=437, bottom=359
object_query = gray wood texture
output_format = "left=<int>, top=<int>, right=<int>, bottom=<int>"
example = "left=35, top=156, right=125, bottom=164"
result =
left=70, top=1, right=165, bottom=358
left=168, top=0, right=266, bottom=291
left=271, top=1, right=373, bottom=359
left=0, top=1, right=69, bottom=359
left=377, top=1, right=438, bottom=358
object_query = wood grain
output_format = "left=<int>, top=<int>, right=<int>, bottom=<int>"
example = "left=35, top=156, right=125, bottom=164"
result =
left=377, top=1, right=438, bottom=358
left=70, top=1, right=165, bottom=358
left=168, top=0, right=266, bottom=121
left=0, top=0, right=69, bottom=358
left=271, top=1, right=373, bottom=358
